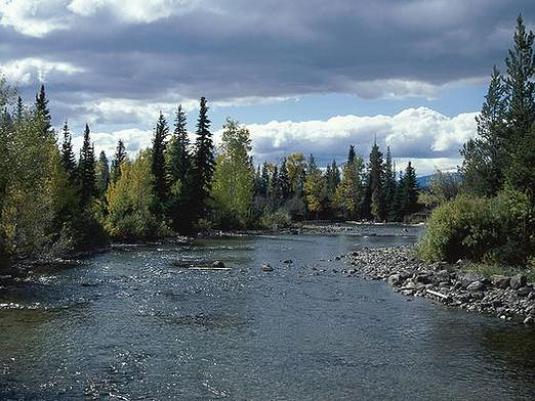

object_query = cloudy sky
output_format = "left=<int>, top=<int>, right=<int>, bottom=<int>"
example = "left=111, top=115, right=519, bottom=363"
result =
left=1, top=0, right=534, bottom=175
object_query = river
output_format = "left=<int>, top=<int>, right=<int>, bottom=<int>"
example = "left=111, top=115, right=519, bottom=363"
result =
left=1, top=224, right=534, bottom=400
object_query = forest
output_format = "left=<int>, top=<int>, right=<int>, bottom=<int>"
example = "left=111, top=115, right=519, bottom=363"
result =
left=0, top=82, right=419, bottom=259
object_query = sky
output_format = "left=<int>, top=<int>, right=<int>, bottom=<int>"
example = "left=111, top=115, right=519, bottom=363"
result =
left=1, top=0, right=534, bottom=175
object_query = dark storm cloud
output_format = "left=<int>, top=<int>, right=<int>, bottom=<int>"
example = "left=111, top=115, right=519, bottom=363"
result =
left=2, top=0, right=534, bottom=107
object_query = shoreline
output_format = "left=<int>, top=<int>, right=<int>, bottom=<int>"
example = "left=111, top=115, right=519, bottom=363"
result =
left=342, top=247, right=535, bottom=325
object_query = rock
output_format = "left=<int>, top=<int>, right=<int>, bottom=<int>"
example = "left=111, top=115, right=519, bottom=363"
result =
left=388, top=274, right=401, bottom=287
left=491, top=275, right=510, bottom=289
left=459, top=272, right=484, bottom=289
left=523, top=316, right=534, bottom=325
left=212, top=261, right=225, bottom=268
left=528, top=291, right=535, bottom=300
left=517, top=286, right=532, bottom=297
left=415, top=273, right=432, bottom=284
left=261, top=264, right=274, bottom=272
left=283, top=259, right=293, bottom=264
left=510, top=274, right=527, bottom=290
left=467, top=280, right=485, bottom=292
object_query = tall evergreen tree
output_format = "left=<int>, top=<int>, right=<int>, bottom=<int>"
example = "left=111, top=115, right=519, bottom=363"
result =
left=96, top=151, right=110, bottom=197
left=34, top=84, right=53, bottom=139
left=111, top=139, right=127, bottom=183
left=192, top=97, right=215, bottom=219
left=151, top=112, right=169, bottom=206
left=304, top=154, right=326, bottom=218
left=78, top=124, right=97, bottom=206
left=461, top=67, right=508, bottom=196
left=166, top=105, right=193, bottom=232
left=401, top=161, right=418, bottom=216
left=383, top=147, right=397, bottom=219
left=334, top=146, right=364, bottom=219
left=16, top=96, right=23, bottom=123
left=60, top=121, right=77, bottom=183
left=504, top=15, right=535, bottom=199
left=368, top=141, right=385, bottom=221
left=279, top=157, right=291, bottom=202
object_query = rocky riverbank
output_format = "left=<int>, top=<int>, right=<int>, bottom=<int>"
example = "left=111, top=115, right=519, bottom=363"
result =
left=344, top=247, right=535, bottom=324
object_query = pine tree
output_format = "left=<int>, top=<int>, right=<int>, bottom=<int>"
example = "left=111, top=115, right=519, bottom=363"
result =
left=96, top=151, right=110, bottom=197
left=279, top=157, right=291, bottom=202
left=383, top=147, right=397, bottom=220
left=151, top=111, right=169, bottom=206
left=368, top=141, right=385, bottom=221
left=111, top=140, right=127, bottom=183
left=304, top=154, right=326, bottom=218
left=166, top=105, right=193, bottom=232
left=504, top=15, right=535, bottom=199
left=461, top=67, right=508, bottom=196
left=16, top=96, right=23, bottom=123
left=60, top=121, right=77, bottom=183
left=192, top=97, right=215, bottom=219
left=401, top=161, right=418, bottom=216
left=334, top=146, right=364, bottom=219
left=34, top=84, right=53, bottom=139
left=78, top=124, right=97, bottom=206
left=390, top=170, right=405, bottom=222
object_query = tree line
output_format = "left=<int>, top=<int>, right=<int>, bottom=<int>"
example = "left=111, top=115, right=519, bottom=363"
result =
left=0, top=79, right=419, bottom=258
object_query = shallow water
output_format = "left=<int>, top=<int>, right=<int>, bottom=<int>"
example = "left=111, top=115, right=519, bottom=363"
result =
left=1, top=225, right=535, bottom=400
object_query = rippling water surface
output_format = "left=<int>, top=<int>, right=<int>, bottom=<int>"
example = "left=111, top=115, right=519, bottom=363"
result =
left=1, top=224, right=535, bottom=400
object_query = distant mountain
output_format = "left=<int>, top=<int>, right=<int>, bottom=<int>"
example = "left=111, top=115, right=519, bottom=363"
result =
left=416, top=171, right=462, bottom=189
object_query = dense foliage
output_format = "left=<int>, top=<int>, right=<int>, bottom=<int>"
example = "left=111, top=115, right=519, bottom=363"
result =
left=421, top=16, right=535, bottom=266
left=0, top=79, right=421, bottom=259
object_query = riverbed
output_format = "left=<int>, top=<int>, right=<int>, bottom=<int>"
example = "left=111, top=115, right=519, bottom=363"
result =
left=1, top=224, right=535, bottom=400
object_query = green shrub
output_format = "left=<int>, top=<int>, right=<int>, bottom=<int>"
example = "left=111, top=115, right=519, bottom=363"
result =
left=418, top=190, right=535, bottom=265
left=259, top=210, right=292, bottom=230
left=418, top=195, right=496, bottom=263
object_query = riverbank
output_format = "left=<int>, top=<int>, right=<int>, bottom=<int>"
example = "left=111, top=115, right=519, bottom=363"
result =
left=343, top=247, right=535, bottom=324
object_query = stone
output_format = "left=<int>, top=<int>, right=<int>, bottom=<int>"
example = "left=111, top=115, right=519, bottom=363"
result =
left=261, top=264, right=274, bottom=272
left=459, top=272, right=484, bottom=289
left=467, top=280, right=485, bottom=292
left=517, top=286, right=532, bottom=297
left=283, top=259, right=293, bottom=264
left=387, top=274, right=401, bottom=287
left=523, top=316, right=534, bottom=325
left=212, top=261, right=225, bottom=268
left=510, top=274, right=527, bottom=290
left=491, top=275, right=510, bottom=289
left=528, top=291, right=535, bottom=300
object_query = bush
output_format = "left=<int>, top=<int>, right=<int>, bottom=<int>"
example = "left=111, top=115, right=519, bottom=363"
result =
left=418, top=195, right=495, bottom=263
left=418, top=190, right=535, bottom=265
left=259, top=210, right=292, bottom=230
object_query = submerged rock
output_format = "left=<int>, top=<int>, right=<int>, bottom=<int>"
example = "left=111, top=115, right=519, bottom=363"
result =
left=261, top=264, right=274, bottom=272
left=212, top=261, right=225, bottom=269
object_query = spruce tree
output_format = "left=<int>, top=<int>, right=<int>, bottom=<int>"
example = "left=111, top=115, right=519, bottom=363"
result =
left=368, top=142, right=385, bottom=221
left=34, top=84, right=53, bottom=139
left=279, top=157, right=291, bottom=202
left=166, top=105, right=193, bottom=231
left=96, top=151, right=110, bottom=197
left=78, top=124, right=97, bottom=206
left=461, top=67, right=508, bottom=196
left=192, top=97, right=215, bottom=218
left=383, top=147, right=397, bottom=221
left=60, top=121, right=77, bottom=183
left=151, top=111, right=169, bottom=206
left=111, top=139, right=127, bottom=183
left=401, top=161, right=418, bottom=216
left=16, top=96, right=23, bottom=123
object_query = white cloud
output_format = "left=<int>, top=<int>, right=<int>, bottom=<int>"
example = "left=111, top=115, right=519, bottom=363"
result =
left=0, top=0, right=207, bottom=37
left=67, top=0, right=202, bottom=23
left=244, top=107, right=478, bottom=175
left=0, top=0, right=70, bottom=37
left=0, top=57, right=84, bottom=84
left=71, top=128, right=153, bottom=159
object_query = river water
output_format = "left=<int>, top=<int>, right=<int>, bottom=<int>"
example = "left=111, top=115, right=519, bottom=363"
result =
left=1, top=225, right=534, bottom=400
